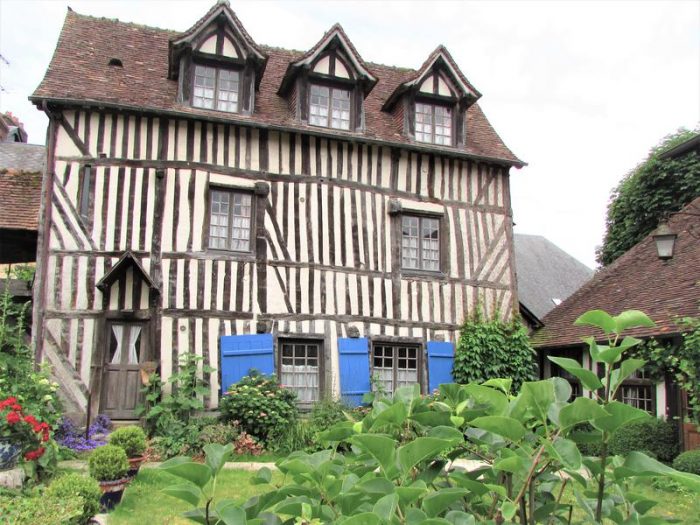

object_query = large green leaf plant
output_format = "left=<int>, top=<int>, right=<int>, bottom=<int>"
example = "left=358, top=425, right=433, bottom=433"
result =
left=160, top=309, right=700, bottom=524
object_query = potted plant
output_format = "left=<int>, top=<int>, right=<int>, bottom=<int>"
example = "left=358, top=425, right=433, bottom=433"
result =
left=88, top=444, right=130, bottom=511
left=108, top=425, right=147, bottom=477
left=0, top=396, right=50, bottom=471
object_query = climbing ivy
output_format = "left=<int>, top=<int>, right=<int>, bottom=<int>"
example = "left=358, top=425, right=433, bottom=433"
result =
left=631, top=317, right=700, bottom=424
left=453, top=310, right=537, bottom=391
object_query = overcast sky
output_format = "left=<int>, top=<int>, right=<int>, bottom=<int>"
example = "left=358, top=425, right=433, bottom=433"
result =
left=1, top=0, right=698, bottom=268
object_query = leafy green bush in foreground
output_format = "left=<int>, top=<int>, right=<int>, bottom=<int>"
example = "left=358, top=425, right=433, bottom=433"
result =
left=158, top=309, right=700, bottom=524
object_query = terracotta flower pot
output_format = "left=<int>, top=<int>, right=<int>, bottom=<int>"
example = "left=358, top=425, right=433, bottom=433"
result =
left=127, top=455, right=145, bottom=479
left=98, top=477, right=129, bottom=511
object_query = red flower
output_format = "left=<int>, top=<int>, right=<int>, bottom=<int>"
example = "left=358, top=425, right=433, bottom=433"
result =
left=6, top=412, right=21, bottom=425
left=24, top=415, right=38, bottom=426
left=24, top=447, right=45, bottom=461
left=42, top=431, right=50, bottom=443
left=10, top=404, right=22, bottom=412
left=0, top=397, right=17, bottom=409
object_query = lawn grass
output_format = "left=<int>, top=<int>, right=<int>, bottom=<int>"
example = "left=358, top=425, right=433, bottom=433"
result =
left=108, top=468, right=283, bottom=525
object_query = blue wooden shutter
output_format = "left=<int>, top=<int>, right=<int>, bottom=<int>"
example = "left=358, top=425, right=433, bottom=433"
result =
left=220, top=334, right=274, bottom=394
left=427, top=341, right=455, bottom=393
left=338, top=338, right=370, bottom=406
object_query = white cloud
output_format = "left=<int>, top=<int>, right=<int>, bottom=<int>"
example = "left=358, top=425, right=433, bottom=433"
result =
left=0, top=0, right=697, bottom=268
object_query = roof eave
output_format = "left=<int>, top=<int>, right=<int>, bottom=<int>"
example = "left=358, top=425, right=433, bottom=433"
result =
left=29, top=95, right=526, bottom=168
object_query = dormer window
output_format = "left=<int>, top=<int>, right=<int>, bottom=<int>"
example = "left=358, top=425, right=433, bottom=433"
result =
left=277, top=24, right=377, bottom=133
left=415, top=102, right=452, bottom=145
left=168, top=1, right=268, bottom=116
left=193, top=65, right=240, bottom=112
left=309, top=84, right=351, bottom=130
left=382, top=46, right=481, bottom=149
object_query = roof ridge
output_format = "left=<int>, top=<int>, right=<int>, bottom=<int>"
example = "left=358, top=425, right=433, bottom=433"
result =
left=67, top=8, right=177, bottom=35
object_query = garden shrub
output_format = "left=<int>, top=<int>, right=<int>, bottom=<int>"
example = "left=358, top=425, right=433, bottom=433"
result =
left=609, top=418, right=679, bottom=463
left=198, top=421, right=241, bottom=446
left=0, top=491, right=83, bottom=525
left=88, top=444, right=129, bottom=481
left=45, top=473, right=101, bottom=524
left=453, top=309, right=537, bottom=391
left=310, top=398, right=350, bottom=429
left=270, top=419, right=317, bottom=454
left=108, top=425, right=146, bottom=457
left=219, top=370, right=298, bottom=444
left=673, top=449, right=700, bottom=475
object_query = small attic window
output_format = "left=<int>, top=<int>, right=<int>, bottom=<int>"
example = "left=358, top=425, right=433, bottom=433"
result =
left=108, top=58, right=123, bottom=68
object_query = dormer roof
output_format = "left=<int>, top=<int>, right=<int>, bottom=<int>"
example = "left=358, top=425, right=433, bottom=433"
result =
left=382, top=45, right=481, bottom=111
left=96, top=251, right=158, bottom=293
left=278, top=23, right=377, bottom=96
left=168, top=0, right=267, bottom=83
left=31, top=8, right=524, bottom=167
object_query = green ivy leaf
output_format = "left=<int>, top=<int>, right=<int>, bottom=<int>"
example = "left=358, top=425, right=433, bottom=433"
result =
left=469, top=416, right=526, bottom=441
left=162, top=484, right=203, bottom=507
left=422, top=488, right=468, bottom=517
left=614, top=310, right=656, bottom=333
left=548, top=356, right=603, bottom=391
left=575, top=309, right=616, bottom=334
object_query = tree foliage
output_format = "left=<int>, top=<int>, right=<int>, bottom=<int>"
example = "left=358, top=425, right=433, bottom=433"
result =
left=453, top=310, right=536, bottom=391
left=597, top=127, right=700, bottom=266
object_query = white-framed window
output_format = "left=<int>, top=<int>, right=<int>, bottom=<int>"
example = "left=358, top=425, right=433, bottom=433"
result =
left=193, top=65, right=240, bottom=113
left=208, top=189, right=252, bottom=252
left=620, top=370, right=655, bottom=414
left=372, top=342, right=421, bottom=395
left=401, top=215, right=441, bottom=272
left=309, top=84, right=351, bottom=130
left=279, top=339, right=323, bottom=404
left=415, top=102, right=452, bottom=145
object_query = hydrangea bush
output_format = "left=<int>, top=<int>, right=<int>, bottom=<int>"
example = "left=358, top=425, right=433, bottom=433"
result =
left=219, top=370, right=298, bottom=444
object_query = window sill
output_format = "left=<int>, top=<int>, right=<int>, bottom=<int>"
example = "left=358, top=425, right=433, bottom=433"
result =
left=400, top=269, right=448, bottom=281
left=205, top=248, right=257, bottom=261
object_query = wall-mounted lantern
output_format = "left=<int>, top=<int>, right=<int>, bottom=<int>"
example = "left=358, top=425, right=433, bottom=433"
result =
left=652, top=222, right=677, bottom=260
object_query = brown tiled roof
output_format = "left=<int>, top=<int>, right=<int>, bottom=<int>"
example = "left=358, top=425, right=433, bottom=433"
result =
left=0, top=144, right=44, bottom=231
left=31, top=9, right=523, bottom=167
left=531, top=197, right=700, bottom=348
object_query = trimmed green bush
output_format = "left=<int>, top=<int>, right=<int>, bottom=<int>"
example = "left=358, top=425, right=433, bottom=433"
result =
left=0, top=492, right=83, bottom=525
left=108, top=425, right=147, bottom=457
left=219, top=371, right=298, bottom=444
left=88, top=444, right=129, bottom=481
left=609, top=418, right=679, bottom=463
left=45, top=473, right=101, bottom=524
left=672, top=449, right=700, bottom=475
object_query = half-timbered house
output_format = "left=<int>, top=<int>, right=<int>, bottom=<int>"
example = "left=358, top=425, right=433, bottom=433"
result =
left=30, top=1, right=523, bottom=419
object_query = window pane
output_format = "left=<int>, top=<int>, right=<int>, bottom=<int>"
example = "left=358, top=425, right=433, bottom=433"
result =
left=280, top=341, right=321, bottom=403
left=309, top=85, right=330, bottom=127
left=421, top=218, right=440, bottom=271
left=193, top=65, right=216, bottom=109
left=230, top=193, right=251, bottom=252
left=330, top=88, right=351, bottom=130
left=402, top=216, right=419, bottom=269
left=434, top=106, right=452, bottom=145
left=217, top=69, right=240, bottom=113
left=209, top=190, right=230, bottom=249
left=415, top=103, right=433, bottom=143
left=372, top=344, right=420, bottom=394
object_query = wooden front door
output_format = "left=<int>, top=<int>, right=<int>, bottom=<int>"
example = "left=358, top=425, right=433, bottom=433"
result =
left=100, top=322, right=147, bottom=419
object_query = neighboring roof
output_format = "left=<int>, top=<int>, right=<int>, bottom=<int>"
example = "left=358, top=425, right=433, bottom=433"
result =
left=96, top=251, right=158, bottom=292
left=0, top=113, right=28, bottom=143
left=514, top=234, right=594, bottom=321
left=659, top=133, right=700, bottom=160
left=0, top=143, right=45, bottom=173
left=31, top=8, right=523, bottom=167
left=0, top=143, right=44, bottom=232
left=532, top=197, right=700, bottom=348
